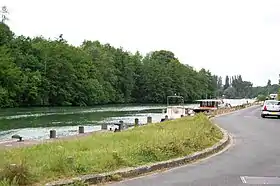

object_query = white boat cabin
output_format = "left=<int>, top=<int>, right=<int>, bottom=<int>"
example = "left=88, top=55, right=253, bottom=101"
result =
left=164, top=95, right=185, bottom=120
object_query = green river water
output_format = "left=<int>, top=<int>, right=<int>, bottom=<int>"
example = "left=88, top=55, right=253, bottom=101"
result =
left=0, top=99, right=254, bottom=141
left=0, top=104, right=172, bottom=141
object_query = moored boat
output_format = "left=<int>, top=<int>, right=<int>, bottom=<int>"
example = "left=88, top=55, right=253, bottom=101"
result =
left=161, top=95, right=186, bottom=121
left=192, top=99, right=229, bottom=113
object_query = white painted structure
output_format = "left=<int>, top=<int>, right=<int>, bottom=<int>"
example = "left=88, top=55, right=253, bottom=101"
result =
left=164, top=96, right=186, bottom=120
left=166, top=105, right=185, bottom=119
left=269, top=94, right=278, bottom=100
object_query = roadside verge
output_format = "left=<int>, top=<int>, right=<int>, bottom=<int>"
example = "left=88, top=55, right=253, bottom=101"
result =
left=45, top=121, right=230, bottom=186
left=46, top=103, right=261, bottom=186
left=3, top=104, right=258, bottom=186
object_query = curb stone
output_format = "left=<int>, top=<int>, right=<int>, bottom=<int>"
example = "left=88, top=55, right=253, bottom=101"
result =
left=45, top=121, right=230, bottom=186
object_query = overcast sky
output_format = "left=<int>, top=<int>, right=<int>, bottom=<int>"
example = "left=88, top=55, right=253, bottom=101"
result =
left=2, top=0, right=280, bottom=86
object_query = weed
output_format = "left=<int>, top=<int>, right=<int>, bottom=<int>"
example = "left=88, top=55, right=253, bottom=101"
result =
left=109, top=174, right=122, bottom=181
left=68, top=180, right=89, bottom=186
left=0, top=177, right=19, bottom=186
left=0, top=160, right=32, bottom=185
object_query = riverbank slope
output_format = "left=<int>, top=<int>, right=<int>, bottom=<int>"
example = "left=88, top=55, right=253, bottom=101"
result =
left=0, top=114, right=222, bottom=185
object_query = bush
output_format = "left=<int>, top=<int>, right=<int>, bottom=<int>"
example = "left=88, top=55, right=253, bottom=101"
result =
left=257, top=94, right=267, bottom=102
left=0, top=160, right=33, bottom=186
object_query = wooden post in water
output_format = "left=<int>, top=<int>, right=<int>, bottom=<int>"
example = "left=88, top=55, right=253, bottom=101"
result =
left=135, top=118, right=139, bottom=127
left=147, top=116, right=152, bottom=124
left=50, top=130, right=56, bottom=139
left=78, top=126, right=84, bottom=134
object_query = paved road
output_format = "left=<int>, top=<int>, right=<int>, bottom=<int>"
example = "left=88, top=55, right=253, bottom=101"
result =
left=107, top=105, right=280, bottom=186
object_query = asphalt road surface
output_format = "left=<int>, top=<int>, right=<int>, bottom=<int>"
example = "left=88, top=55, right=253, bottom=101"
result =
left=107, top=105, right=280, bottom=186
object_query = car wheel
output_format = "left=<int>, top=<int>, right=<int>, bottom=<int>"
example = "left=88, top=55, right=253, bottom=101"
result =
left=261, top=114, right=265, bottom=118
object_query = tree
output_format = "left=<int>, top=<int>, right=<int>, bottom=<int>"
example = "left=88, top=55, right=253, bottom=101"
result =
left=221, top=74, right=254, bottom=98
left=217, top=76, right=223, bottom=89
left=0, top=46, right=22, bottom=107
left=251, top=84, right=279, bottom=98
left=0, top=22, right=13, bottom=45
left=0, top=23, right=221, bottom=108
left=257, top=94, right=266, bottom=101
left=216, top=76, right=223, bottom=98
left=267, top=79, right=271, bottom=87
left=278, top=74, right=280, bottom=100
left=224, top=87, right=237, bottom=98
left=0, top=6, right=9, bottom=23
left=224, top=75, right=230, bottom=90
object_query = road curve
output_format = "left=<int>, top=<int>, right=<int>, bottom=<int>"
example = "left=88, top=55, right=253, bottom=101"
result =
left=107, top=105, right=280, bottom=186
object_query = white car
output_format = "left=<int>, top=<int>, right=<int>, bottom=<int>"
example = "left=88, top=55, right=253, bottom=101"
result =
left=261, top=100, right=280, bottom=118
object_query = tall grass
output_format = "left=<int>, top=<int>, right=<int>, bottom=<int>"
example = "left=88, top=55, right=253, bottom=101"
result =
left=0, top=114, right=222, bottom=185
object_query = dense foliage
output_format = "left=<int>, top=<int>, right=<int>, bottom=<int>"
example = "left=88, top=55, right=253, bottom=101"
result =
left=0, top=23, right=223, bottom=108
left=217, top=76, right=279, bottom=100
left=256, top=94, right=267, bottom=101
left=251, top=79, right=279, bottom=99
left=215, top=75, right=254, bottom=99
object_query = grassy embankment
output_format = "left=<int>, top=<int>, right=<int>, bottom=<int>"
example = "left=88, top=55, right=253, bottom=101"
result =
left=0, top=114, right=223, bottom=186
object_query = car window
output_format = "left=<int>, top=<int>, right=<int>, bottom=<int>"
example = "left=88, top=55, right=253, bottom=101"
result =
left=265, top=101, right=280, bottom=105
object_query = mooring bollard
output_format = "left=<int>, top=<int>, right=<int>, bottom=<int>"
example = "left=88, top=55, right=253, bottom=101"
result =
left=78, top=126, right=84, bottom=134
left=119, top=120, right=124, bottom=131
left=11, top=134, right=23, bottom=142
left=181, top=114, right=184, bottom=118
left=101, top=123, right=107, bottom=130
left=135, top=118, right=139, bottom=126
left=50, top=130, right=56, bottom=139
left=165, top=115, right=168, bottom=120
left=147, top=116, right=152, bottom=124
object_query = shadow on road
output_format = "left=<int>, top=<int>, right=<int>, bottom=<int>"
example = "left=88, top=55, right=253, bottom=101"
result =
left=262, top=117, right=280, bottom=120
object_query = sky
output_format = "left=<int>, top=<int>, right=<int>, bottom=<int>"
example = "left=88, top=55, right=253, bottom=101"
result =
left=2, top=0, right=280, bottom=86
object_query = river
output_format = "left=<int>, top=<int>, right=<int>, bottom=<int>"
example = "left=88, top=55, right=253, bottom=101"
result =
left=0, top=99, right=255, bottom=141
